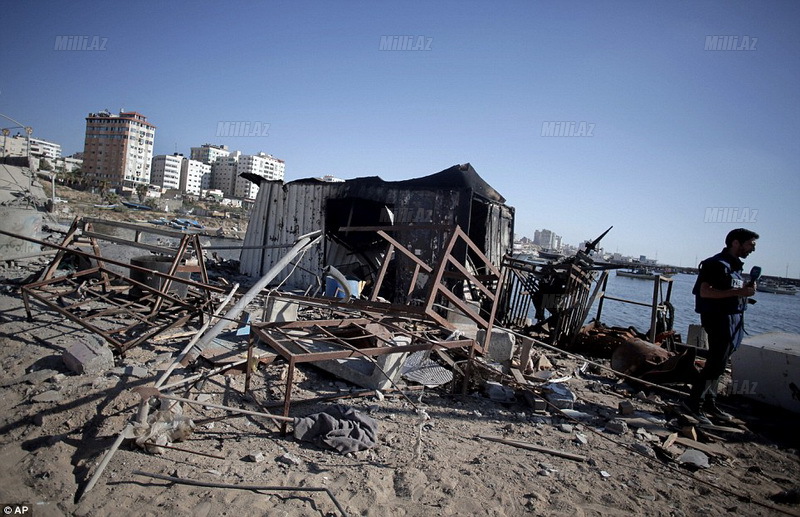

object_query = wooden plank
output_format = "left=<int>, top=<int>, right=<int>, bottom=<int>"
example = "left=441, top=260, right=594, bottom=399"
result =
left=478, top=435, right=587, bottom=462
left=674, top=436, right=731, bottom=458
left=510, top=368, right=528, bottom=385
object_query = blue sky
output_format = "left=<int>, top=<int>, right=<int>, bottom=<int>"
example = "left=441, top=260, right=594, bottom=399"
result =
left=2, top=1, right=799, bottom=277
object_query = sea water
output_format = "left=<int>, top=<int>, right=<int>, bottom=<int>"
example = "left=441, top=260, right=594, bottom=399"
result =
left=586, top=273, right=800, bottom=338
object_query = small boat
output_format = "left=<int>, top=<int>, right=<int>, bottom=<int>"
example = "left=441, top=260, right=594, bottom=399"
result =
left=616, top=268, right=657, bottom=279
left=121, top=201, right=153, bottom=210
left=537, top=249, right=564, bottom=261
left=93, top=203, right=117, bottom=210
left=148, top=218, right=169, bottom=226
left=173, top=218, right=204, bottom=229
left=758, top=282, right=798, bottom=295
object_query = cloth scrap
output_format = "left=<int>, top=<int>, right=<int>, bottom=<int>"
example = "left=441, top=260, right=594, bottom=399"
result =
left=293, top=405, right=378, bottom=454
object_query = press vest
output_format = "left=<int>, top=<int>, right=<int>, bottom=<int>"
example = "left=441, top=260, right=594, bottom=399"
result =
left=693, top=251, right=747, bottom=314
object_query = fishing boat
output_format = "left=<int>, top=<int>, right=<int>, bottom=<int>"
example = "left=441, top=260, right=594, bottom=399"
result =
left=121, top=201, right=153, bottom=210
left=537, top=249, right=564, bottom=261
left=173, top=218, right=204, bottom=229
left=616, top=268, right=655, bottom=279
left=758, top=282, right=798, bottom=295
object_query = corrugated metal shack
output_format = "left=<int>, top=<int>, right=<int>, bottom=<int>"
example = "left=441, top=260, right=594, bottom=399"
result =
left=239, top=163, right=514, bottom=303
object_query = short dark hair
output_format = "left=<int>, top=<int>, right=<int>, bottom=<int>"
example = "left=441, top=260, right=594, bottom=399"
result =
left=726, top=228, right=759, bottom=247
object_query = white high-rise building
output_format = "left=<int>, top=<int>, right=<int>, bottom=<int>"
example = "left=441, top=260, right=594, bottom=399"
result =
left=190, top=144, right=230, bottom=165
left=2, top=134, right=62, bottom=160
left=150, top=154, right=184, bottom=190
left=180, top=158, right=211, bottom=196
left=534, top=229, right=562, bottom=250
left=210, top=151, right=285, bottom=200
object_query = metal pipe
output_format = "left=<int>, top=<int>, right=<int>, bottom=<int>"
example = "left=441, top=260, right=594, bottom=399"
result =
left=191, top=230, right=322, bottom=353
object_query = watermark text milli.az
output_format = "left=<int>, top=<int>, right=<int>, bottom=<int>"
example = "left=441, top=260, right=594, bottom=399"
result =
left=704, top=35, right=757, bottom=51
left=541, top=121, right=595, bottom=137
left=54, top=35, right=107, bottom=51
left=379, top=35, right=433, bottom=51
left=216, top=121, right=270, bottom=138
left=704, top=207, right=758, bottom=223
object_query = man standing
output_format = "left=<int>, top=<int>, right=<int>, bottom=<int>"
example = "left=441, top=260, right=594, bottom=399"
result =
left=685, top=228, right=759, bottom=424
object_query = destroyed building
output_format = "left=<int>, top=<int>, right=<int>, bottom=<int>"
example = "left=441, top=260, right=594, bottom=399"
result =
left=0, top=157, right=48, bottom=261
left=239, top=163, right=515, bottom=304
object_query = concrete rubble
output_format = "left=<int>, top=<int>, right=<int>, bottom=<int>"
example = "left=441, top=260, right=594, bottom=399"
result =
left=0, top=164, right=798, bottom=516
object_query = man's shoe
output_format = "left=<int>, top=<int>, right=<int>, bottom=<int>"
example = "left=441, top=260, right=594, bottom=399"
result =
left=680, top=401, right=713, bottom=426
left=703, top=399, right=734, bottom=423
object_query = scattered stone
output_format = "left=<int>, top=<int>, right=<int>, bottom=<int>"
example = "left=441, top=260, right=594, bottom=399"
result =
left=542, top=383, right=577, bottom=409
left=62, top=336, right=114, bottom=375
left=604, top=419, right=629, bottom=435
left=276, top=453, right=303, bottom=466
left=127, top=366, right=149, bottom=378
left=485, top=381, right=515, bottom=403
left=632, top=443, right=655, bottom=458
left=635, top=391, right=649, bottom=401
left=635, top=428, right=657, bottom=442
left=678, top=449, right=709, bottom=469
left=586, top=381, right=603, bottom=392
left=559, top=409, right=593, bottom=422
left=558, top=423, right=573, bottom=433
left=24, top=369, right=59, bottom=386
left=574, top=432, right=588, bottom=445
left=110, top=366, right=150, bottom=378
left=32, top=390, right=63, bottom=403
left=245, top=452, right=265, bottom=463
left=600, top=470, right=611, bottom=478
left=618, top=400, right=635, bottom=416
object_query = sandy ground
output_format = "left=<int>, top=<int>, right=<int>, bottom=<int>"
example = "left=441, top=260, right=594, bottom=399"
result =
left=0, top=187, right=798, bottom=516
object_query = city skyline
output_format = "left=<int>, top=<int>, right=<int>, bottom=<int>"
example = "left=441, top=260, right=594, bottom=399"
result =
left=2, top=1, right=798, bottom=277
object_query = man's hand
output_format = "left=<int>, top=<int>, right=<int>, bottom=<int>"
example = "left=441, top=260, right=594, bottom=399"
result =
left=740, top=283, right=756, bottom=297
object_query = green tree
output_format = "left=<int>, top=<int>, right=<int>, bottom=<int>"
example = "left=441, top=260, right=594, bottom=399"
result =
left=136, top=183, right=149, bottom=203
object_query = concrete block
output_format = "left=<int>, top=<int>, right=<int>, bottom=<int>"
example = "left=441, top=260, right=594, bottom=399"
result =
left=62, top=336, right=114, bottom=375
left=476, top=328, right=515, bottom=364
left=542, top=382, right=577, bottom=409
left=618, top=400, right=635, bottom=416
left=732, top=332, right=800, bottom=413
left=311, top=335, right=411, bottom=390
left=686, top=324, right=708, bottom=350
left=263, top=298, right=298, bottom=323
left=446, top=300, right=481, bottom=326
left=604, top=419, right=629, bottom=435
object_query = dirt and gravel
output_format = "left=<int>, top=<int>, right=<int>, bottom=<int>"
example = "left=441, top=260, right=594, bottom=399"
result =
left=0, top=265, right=798, bottom=517
left=0, top=185, right=798, bottom=516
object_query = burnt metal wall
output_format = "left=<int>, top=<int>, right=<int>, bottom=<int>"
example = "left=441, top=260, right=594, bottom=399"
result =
left=240, top=178, right=514, bottom=294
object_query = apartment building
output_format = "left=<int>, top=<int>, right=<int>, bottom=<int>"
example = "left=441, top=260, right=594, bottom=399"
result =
left=211, top=151, right=285, bottom=200
left=180, top=158, right=211, bottom=195
left=82, top=110, right=155, bottom=189
left=1, top=134, right=62, bottom=160
left=190, top=143, right=230, bottom=165
left=150, top=153, right=184, bottom=190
